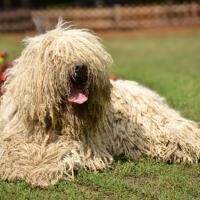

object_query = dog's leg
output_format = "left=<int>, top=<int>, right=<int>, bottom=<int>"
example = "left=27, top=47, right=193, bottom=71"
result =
left=0, top=131, right=114, bottom=187
left=0, top=134, right=78, bottom=187
left=82, top=136, right=114, bottom=171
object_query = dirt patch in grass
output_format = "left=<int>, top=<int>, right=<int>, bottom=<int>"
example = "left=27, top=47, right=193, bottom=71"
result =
left=124, top=176, right=159, bottom=189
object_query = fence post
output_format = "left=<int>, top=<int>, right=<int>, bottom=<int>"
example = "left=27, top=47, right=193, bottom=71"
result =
left=191, top=2, right=198, bottom=18
left=112, top=4, right=121, bottom=30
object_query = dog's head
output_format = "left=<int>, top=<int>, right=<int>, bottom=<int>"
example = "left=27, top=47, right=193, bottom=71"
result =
left=6, top=23, right=113, bottom=133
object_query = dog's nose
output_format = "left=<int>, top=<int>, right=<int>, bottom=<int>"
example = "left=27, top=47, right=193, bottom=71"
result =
left=75, top=64, right=84, bottom=72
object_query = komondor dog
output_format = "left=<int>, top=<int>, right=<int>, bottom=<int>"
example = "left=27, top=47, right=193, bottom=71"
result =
left=0, top=23, right=200, bottom=187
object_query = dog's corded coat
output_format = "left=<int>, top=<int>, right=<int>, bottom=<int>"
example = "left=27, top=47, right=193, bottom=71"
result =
left=0, top=24, right=200, bottom=187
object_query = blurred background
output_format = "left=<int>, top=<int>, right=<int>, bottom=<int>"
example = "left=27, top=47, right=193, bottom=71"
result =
left=0, top=0, right=200, bottom=121
left=0, top=0, right=199, bottom=32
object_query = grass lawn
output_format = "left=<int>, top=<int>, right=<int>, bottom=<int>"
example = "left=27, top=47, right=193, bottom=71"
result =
left=0, top=30, right=200, bottom=200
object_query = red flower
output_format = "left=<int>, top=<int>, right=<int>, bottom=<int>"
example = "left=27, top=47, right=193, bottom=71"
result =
left=110, top=74, right=117, bottom=81
left=0, top=52, right=13, bottom=96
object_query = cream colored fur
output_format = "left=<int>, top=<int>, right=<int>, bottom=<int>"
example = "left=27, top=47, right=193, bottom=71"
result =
left=0, top=23, right=200, bottom=187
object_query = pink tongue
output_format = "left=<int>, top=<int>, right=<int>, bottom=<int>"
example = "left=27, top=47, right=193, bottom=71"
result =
left=68, top=89, right=88, bottom=104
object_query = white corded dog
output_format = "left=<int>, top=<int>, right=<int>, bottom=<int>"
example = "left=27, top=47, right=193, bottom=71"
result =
left=0, top=23, right=199, bottom=187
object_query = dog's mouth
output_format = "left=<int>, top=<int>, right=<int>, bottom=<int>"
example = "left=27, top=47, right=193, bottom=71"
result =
left=68, top=89, right=88, bottom=104
left=68, top=64, right=88, bottom=105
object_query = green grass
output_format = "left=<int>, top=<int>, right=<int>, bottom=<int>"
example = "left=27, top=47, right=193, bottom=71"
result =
left=105, top=30, right=200, bottom=121
left=0, top=30, right=200, bottom=199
